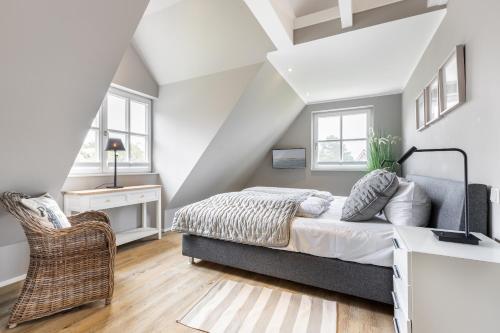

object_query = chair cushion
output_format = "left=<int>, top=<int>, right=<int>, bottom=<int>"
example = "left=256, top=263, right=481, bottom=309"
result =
left=21, top=193, right=71, bottom=229
left=341, top=169, right=399, bottom=221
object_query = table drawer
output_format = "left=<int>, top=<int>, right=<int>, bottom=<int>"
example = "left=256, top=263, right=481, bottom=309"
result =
left=128, top=190, right=158, bottom=204
left=90, top=194, right=127, bottom=209
left=394, top=307, right=411, bottom=333
left=393, top=276, right=411, bottom=318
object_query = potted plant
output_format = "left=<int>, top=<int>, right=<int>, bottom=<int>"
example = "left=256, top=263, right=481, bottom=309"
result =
left=367, top=128, right=401, bottom=173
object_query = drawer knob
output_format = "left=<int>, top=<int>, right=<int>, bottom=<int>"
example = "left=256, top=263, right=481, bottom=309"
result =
left=140, top=195, right=144, bottom=198
left=393, top=265, right=401, bottom=279
left=105, top=199, right=111, bottom=203
left=393, top=318, right=401, bottom=333
left=392, top=238, right=400, bottom=249
left=391, top=291, right=400, bottom=310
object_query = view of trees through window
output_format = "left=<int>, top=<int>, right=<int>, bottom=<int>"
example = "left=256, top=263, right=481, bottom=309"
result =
left=313, top=109, right=369, bottom=168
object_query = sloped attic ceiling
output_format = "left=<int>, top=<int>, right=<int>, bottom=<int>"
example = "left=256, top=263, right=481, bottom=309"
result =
left=0, top=0, right=149, bottom=261
left=131, top=0, right=304, bottom=225
left=133, top=0, right=276, bottom=85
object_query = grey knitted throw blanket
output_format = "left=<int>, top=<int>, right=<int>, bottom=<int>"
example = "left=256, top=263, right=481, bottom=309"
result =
left=171, top=190, right=310, bottom=247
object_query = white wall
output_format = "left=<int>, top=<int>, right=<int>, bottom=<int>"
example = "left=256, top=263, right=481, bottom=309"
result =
left=60, top=45, right=160, bottom=242
left=0, top=0, right=149, bottom=284
left=247, top=94, right=402, bottom=195
left=112, top=45, right=159, bottom=98
left=133, top=0, right=275, bottom=85
left=401, top=0, right=500, bottom=238
left=170, top=61, right=305, bottom=208
left=154, top=61, right=305, bottom=228
left=153, top=64, right=262, bottom=209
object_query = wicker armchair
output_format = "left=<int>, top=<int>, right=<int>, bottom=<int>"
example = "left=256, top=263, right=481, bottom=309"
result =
left=0, top=192, right=116, bottom=328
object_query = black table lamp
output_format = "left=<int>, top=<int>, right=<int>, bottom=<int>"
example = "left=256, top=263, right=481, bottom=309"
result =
left=105, top=138, right=126, bottom=188
left=396, top=146, right=480, bottom=245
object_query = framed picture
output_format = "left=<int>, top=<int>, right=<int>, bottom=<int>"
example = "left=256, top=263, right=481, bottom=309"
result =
left=272, top=148, right=306, bottom=169
left=426, top=75, right=440, bottom=125
left=416, top=91, right=426, bottom=130
left=439, top=45, right=466, bottom=115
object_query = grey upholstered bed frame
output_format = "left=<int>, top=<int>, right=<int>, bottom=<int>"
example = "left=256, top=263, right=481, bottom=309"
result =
left=182, top=175, right=488, bottom=304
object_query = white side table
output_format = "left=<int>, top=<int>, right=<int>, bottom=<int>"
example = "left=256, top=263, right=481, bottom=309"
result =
left=63, top=185, right=162, bottom=246
left=392, top=226, right=500, bottom=333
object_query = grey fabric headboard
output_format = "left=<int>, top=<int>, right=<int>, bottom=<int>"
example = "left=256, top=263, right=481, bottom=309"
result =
left=407, top=175, right=488, bottom=235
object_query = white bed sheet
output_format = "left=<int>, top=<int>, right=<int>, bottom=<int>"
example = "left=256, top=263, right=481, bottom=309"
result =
left=281, top=196, right=394, bottom=267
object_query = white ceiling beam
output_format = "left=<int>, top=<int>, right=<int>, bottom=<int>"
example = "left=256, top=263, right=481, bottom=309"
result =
left=244, top=0, right=293, bottom=50
left=294, top=7, right=340, bottom=30
left=295, top=0, right=405, bottom=30
left=338, top=0, right=353, bottom=29
left=427, top=0, right=448, bottom=7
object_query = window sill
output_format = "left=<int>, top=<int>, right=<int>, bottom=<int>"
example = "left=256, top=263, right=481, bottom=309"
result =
left=67, top=172, right=159, bottom=178
left=311, top=165, right=367, bottom=172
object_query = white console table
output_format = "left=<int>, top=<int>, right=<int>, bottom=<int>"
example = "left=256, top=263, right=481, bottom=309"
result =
left=63, top=185, right=162, bottom=246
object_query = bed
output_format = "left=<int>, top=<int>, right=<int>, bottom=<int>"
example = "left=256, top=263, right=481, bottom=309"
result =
left=180, top=175, right=488, bottom=304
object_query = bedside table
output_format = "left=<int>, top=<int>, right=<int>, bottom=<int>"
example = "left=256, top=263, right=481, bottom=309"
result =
left=63, top=185, right=162, bottom=246
left=392, top=226, right=500, bottom=333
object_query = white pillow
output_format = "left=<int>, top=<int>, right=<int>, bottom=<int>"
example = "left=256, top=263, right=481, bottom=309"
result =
left=296, top=196, right=331, bottom=218
left=21, top=193, right=71, bottom=229
left=383, top=178, right=431, bottom=227
left=312, top=190, right=335, bottom=202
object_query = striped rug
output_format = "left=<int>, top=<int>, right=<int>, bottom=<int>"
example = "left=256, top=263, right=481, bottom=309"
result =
left=178, top=280, right=337, bottom=333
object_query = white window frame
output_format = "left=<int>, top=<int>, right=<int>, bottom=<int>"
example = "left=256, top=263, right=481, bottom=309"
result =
left=311, top=106, right=373, bottom=171
left=70, top=87, right=152, bottom=175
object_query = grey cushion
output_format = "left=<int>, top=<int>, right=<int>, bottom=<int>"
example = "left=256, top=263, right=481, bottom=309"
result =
left=342, top=169, right=399, bottom=221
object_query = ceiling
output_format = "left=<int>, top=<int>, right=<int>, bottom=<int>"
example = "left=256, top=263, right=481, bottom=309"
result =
left=288, top=0, right=337, bottom=17
left=133, top=0, right=275, bottom=85
left=267, top=9, right=446, bottom=102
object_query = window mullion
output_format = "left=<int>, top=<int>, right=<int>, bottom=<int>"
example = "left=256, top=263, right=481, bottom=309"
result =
left=339, top=113, right=343, bottom=162
left=101, top=97, right=108, bottom=173
left=125, top=97, right=132, bottom=166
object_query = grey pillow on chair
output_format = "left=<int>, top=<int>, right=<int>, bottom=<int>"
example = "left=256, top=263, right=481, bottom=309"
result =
left=341, top=169, right=399, bottom=221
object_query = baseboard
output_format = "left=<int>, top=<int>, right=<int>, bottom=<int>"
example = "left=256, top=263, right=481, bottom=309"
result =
left=0, top=274, right=26, bottom=288
left=0, top=241, right=29, bottom=287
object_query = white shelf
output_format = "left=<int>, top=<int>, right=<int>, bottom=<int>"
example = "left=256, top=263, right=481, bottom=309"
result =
left=116, top=228, right=158, bottom=246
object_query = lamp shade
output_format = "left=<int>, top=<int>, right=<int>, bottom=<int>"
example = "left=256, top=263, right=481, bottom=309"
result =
left=105, top=138, right=125, bottom=151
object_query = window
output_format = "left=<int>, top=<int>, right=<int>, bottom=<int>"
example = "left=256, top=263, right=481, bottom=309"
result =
left=71, top=87, right=152, bottom=175
left=312, top=107, right=371, bottom=171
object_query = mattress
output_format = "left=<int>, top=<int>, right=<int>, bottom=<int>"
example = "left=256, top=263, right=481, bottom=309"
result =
left=280, top=196, right=394, bottom=267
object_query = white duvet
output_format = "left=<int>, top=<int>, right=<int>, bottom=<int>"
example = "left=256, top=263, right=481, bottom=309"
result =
left=280, top=196, right=394, bottom=267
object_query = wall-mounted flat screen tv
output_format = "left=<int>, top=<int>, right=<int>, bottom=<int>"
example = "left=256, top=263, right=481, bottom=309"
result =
left=272, top=148, right=306, bottom=169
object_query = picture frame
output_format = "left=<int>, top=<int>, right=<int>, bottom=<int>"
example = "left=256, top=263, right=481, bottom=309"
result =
left=426, top=75, right=441, bottom=125
left=416, top=90, right=426, bottom=130
left=439, top=45, right=466, bottom=115
left=272, top=148, right=306, bottom=169
left=415, top=45, right=466, bottom=131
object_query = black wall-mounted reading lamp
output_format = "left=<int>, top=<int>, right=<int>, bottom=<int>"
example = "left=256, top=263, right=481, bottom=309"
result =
left=395, top=146, right=480, bottom=245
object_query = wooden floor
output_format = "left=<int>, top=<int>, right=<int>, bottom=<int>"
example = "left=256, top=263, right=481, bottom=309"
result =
left=0, top=233, right=394, bottom=333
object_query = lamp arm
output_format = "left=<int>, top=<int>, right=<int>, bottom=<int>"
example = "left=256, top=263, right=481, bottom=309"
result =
left=415, top=148, right=469, bottom=236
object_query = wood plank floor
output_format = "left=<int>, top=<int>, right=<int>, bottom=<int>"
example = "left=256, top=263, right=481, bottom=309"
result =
left=0, top=233, right=394, bottom=333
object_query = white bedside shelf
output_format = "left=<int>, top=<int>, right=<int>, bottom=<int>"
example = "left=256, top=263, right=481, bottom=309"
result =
left=63, top=185, right=162, bottom=246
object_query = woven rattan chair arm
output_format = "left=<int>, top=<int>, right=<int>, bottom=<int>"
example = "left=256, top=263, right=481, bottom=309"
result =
left=68, top=211, right=110, bottom=226
left=56, top=221, right=115, bottom=242
left=37, top=221, right=117, bottom=257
